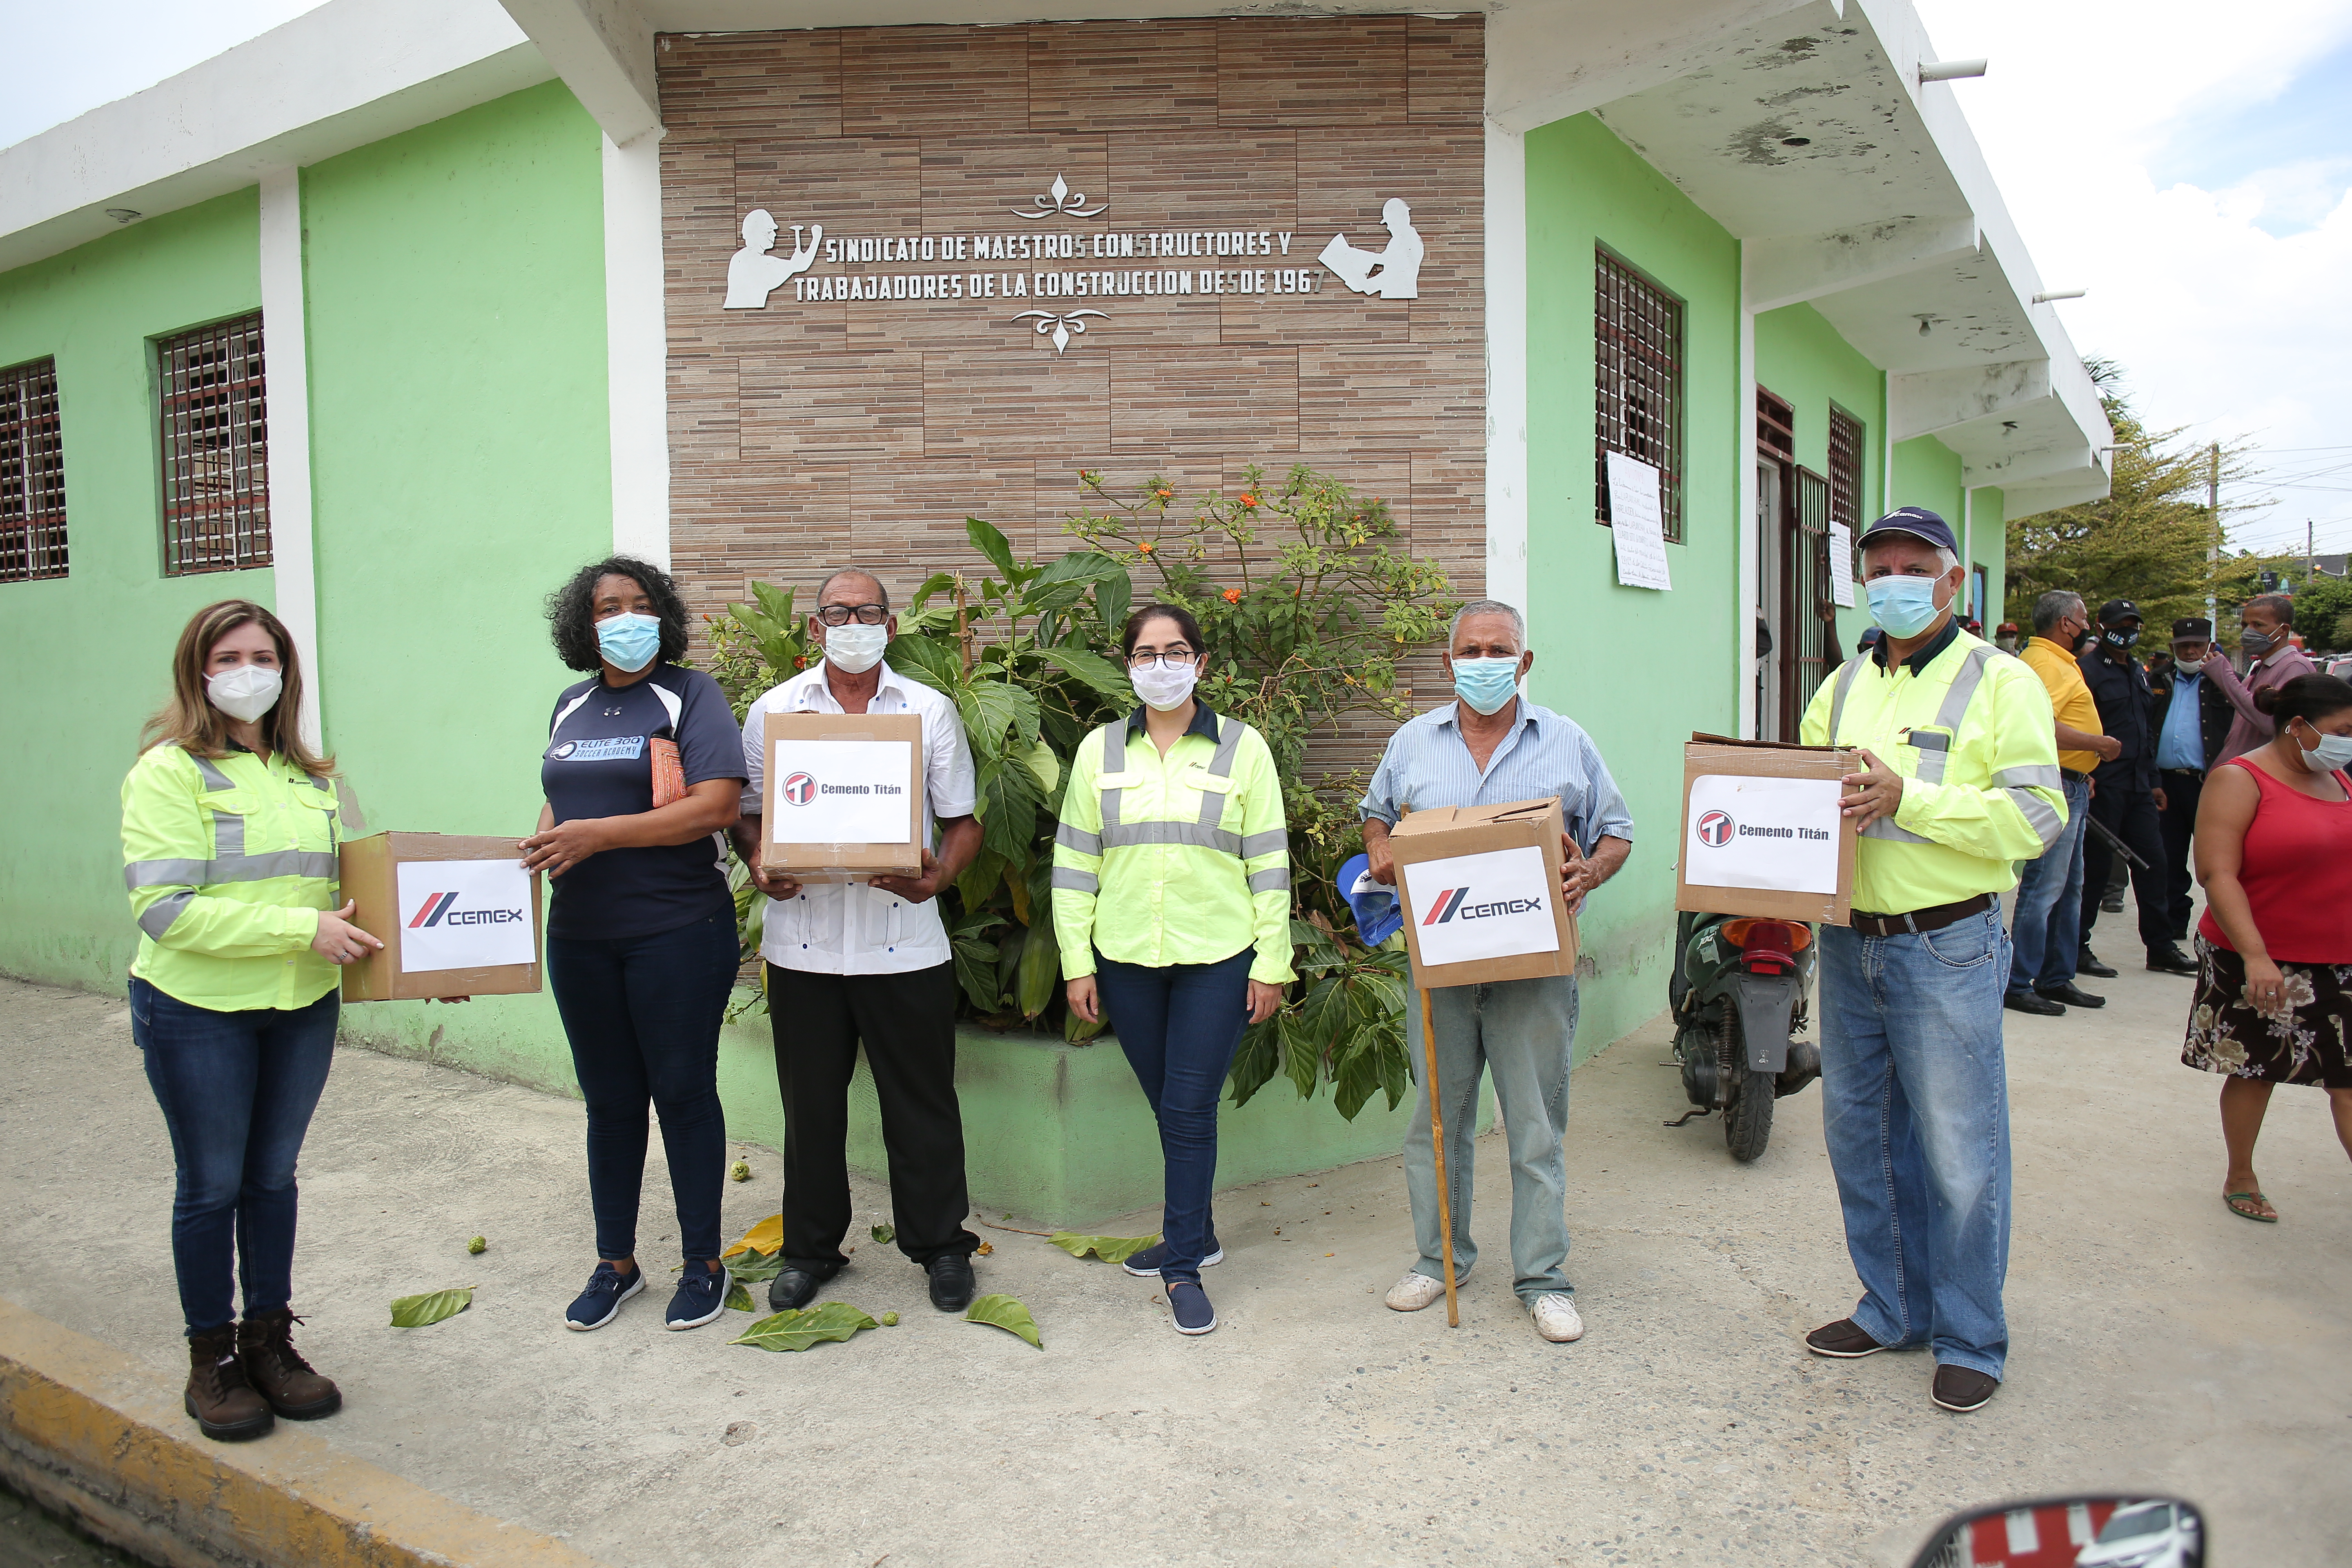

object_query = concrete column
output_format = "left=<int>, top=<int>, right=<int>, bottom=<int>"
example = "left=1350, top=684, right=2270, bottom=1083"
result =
left=257, top=165, right=322, bottom=751
left=1483, top=119, right=1528, bottom=618
left=603, top=130, right=670, bottom=567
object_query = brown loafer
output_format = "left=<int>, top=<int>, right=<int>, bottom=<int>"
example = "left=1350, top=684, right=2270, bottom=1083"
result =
left=1804, top=1318, right=1888, bottom=1358
left=1931, top=1364, right=1999, bottom=1412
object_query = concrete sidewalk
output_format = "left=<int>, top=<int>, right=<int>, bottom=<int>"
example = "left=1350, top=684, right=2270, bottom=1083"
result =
left=2, top=956, right=2346, bottom=1567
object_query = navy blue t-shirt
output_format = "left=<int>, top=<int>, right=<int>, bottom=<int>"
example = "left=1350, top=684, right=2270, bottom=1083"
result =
left=542, top=663, right=746, bottom=941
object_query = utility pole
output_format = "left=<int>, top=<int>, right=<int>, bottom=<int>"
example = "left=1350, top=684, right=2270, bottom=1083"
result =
left=2206, top=441, right=2220, bottom=625
left=2309, top=517, right=2316, bottom=582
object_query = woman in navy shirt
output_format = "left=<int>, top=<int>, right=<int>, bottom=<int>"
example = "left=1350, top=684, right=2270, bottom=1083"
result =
left=524, top=556, right=747, bottom=1332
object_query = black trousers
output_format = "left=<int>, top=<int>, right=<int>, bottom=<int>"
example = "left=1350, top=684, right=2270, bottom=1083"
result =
left=2078, top=784, right=2170, bottom=955
left=2157, top=769, right=2204, bottom=942
left=766, top=961, right=978, bottom=1273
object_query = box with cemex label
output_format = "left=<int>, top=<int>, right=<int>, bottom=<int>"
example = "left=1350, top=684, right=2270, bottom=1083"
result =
left=1391, top=797, right=1578, bottom=989
left=762, top=712, right=924, bottom=882
left=1674, top=734, right=1861, bottom=925
left=338, top=833, right=543, bottom=1001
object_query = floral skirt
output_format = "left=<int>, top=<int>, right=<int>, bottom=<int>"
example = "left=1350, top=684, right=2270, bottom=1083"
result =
left=2180, top=936, right=2352, bottom=1089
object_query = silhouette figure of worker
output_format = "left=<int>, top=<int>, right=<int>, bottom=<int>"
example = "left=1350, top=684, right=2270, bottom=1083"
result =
left=1317, top=198, right=1424, bottom=301
left=725, top=210, right=822, bottom=310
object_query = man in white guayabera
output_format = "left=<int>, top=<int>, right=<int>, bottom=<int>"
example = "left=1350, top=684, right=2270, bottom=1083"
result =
left=1318, top=197, right=1425, bottom=300
left=724, top=209, right=822, bottom=309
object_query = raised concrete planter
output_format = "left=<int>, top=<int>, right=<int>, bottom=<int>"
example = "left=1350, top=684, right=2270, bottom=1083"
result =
left=715, top=1000, right=1494, bottom=1229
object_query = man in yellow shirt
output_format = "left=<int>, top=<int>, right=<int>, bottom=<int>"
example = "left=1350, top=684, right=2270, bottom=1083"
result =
left=2007, top=590, right=2123, bottom=1014
left=1797, top=508, right=2065, bottom=1414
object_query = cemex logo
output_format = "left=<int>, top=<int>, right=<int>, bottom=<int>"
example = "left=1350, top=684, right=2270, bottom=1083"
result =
left=1421, top=886, right=1546, bottom=925
left=1697, top=810, right=1735, bottom=848
left=782, top=771, right=817, bottom=806
left=408, top=892, right=525, bottom=929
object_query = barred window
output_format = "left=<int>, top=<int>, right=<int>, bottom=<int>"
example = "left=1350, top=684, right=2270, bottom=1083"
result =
left=159, top=315, right=270, bottom=575
left=1, top=357, right=67, bottom=583
left=1827, top=404, right=1864, bottom=530
left=1595, top=248, right=1685, bottom=542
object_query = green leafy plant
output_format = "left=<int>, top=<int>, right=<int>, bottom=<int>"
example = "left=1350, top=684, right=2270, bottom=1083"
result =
left=388, top=1287, right=473, bottom=1327
left=1047, top=1232, right=1161, bottom=1263
left=730, top=1301, right=880, bottom=1352
left=963, top=1293, right=1043, bottom=1349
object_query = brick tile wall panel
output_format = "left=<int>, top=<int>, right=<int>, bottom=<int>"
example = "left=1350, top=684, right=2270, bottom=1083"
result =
left=1216, top=16, right=1409, bottom=127
left=670, top=354, right=740, bottom=465
left=924, top=349, right=1112, bottom=460
left=656, top=31, right=841, bottom=142
left=842, top=26, right=1028, bottom=137
left=849, top=458, right=1042, bottom=590
left=1111, top=347, right=1299, bottom=457
left=1107, top=129, right=1296, bottom=232
left=1406, top=21, right=1485, bottom=124
left=920, top=134, right=1111, bottom=234
left=1299, top=345, right=1485, bottom=452
left=1027, top=21, right=1220, bottom=131
left=741, top=349, right=923, bottom=462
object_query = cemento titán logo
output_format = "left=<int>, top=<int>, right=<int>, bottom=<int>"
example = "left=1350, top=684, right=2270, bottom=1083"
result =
left=1697, top=809, right=1735, bottom=848
left=782, top=771, right=817, bottom=806
left=1420, top=886, right=1547, bottom=925
left=408, top=892, right=526, bottom=929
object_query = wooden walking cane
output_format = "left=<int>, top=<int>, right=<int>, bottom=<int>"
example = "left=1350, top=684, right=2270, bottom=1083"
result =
left=1418, top=984, right=1459, bottom=1327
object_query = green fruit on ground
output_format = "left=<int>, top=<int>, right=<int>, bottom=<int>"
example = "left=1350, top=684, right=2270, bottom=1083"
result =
left=881, top=1312, right=900, bottom=1326
left=467, top=1236, right=487, bottom=1255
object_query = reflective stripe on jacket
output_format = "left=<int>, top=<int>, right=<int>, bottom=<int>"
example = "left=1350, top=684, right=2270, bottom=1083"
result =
left=1051, top=707, right=1294, bottom=984
left=120, top=744, right=342, bottom=1011
left=1799, top=628, right=2064, bottom=914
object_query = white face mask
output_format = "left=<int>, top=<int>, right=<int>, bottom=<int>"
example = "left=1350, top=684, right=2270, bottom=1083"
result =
left=822, top=621, right=889, bottom=675
left=206, top=663, right=283, bottom=723
left=1130, top=658, right=1200, bottom=711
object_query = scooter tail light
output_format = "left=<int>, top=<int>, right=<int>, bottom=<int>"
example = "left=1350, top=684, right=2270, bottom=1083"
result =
left=1723, top=918, right=1804, bottom=972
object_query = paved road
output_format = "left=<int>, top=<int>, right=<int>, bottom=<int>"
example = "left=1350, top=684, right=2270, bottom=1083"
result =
left=1, top=953, right=2345, bottom=1567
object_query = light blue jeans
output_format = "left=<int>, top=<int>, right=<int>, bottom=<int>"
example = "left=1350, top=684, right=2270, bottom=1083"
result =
left=2007, top=774, right=2090, bottom=993
left=1402, top=972, right=1578, bottom=1303
left=1817, top=904, right=2012, bottom=1379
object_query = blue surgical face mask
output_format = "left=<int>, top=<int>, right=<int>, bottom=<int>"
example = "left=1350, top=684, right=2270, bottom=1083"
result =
left=597, top=612, right=662, bottom=673
left=1864, top=574, right=1949, bottom=639
left=1452, top=656, right=1522, bottom=716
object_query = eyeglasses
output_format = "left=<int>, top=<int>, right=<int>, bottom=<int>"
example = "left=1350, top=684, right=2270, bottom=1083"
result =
left=1127, top=649, right=1196, bottom=670
left=815, top=604, right=890, bottom=626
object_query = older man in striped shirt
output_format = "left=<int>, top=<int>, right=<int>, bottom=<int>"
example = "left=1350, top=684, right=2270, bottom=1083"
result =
left=1360, top=599, right=1634, bottom=1344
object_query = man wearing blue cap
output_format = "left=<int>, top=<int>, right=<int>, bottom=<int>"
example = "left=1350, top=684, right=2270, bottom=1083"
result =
left=1798, top=508, right=2066, bottom=1414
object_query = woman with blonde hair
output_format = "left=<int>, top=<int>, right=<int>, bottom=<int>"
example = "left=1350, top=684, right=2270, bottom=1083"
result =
left=122, top=600, right=382, bottom=1441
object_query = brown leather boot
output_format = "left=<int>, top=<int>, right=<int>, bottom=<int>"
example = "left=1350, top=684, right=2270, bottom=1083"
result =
left=238, top=1307, right=342, bottom=1420
left=185, top=1325, right=273, bottom=1441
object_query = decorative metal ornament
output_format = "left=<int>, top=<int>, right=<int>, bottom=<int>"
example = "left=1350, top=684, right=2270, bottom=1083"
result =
left=1012, top=309, right=1108, bottom=354
left=1012, top=174, right=1106, bottom=220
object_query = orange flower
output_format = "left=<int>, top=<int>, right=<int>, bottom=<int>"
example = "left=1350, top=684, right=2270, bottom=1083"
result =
left=1137, top=540, right=1155, bottom=553
left=1154, top=488, right=1172, bottom=499
left=1240, top=493, right=1260, bottom=508
left=1223, top=588, right=1242, bottom=604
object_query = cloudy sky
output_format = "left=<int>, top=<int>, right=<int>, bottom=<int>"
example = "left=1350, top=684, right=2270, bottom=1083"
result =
left=5, top=0, right=2346, bottom=559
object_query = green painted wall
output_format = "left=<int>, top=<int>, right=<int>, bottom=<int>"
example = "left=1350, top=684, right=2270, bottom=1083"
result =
left=0, top=192, right=271, bottom=990
left=1523, top=114, right=1742, bottom=1056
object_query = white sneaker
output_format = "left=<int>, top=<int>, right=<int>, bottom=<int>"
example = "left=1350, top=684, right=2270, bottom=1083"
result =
left=1530, top=1292, right=1584, bottom=1343
left=1384, top=1269, right=1449, bottom=1312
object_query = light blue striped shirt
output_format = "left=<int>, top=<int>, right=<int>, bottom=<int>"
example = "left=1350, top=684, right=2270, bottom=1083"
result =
left=1359, top=699, right=1636, bottom=851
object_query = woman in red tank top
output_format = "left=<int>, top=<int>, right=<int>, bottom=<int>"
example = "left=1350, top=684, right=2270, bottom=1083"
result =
left=2180, top=674, right=2352, bottom=1221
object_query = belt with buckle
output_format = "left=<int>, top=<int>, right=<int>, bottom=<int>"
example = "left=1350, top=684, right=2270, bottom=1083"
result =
left=1849, top=892, right=1994, bottom=939
left=2163, top=766, right=2204, bottom=778
left=2061, top=768, right=2091, bottom=785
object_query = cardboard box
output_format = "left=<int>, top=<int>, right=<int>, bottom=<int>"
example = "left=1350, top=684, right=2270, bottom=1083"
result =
left=1674, top=733, right=1862, bottom=925
left=762, top=712, right=924, bottom=883
left=1391, top=797, right=1579, bottom=988
left=338, top=833, right=543, bottom=1001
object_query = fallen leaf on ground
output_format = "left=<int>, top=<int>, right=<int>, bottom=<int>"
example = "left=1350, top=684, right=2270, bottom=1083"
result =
left=871, top=1222, right=895, bottom=1245
left=725, top=1280, right=755, bottom=1312
left=725, top=1214, right=784, bottom=1259
left=975, top=1241, right=993, bottom=1255
left=1047, top=1232, right=1160, bottom=1263
left=389, top=1287, right=473, bottom=1327
left=964, top=1294, right=1042, bottom=1349
left=730, top=1301, right=879, bottom=1352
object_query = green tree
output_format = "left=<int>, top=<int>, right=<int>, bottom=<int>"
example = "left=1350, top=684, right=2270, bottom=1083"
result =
left=2287, top=571, right=2352, bottom=653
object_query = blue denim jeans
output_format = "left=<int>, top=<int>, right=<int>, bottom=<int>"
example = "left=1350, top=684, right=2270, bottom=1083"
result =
left=1402, top=971, right=1579, bottom=1303
left=130, top=977, right=339, bottom=1336
left=547, top=911, right=738, bottom=1264
left=2008, top=774, right=2090, bottom=992
left=1817, top=904, right=2012, bottom=1379
left=1095, top=947, right=1254, bottom=1286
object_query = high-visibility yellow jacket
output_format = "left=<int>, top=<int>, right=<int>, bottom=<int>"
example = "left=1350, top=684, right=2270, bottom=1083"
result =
left=1052, top=705, right=1295, bottom=984
left=1800, top=624, right=2065, bottom=915
left=121, top=744, right=343, bottom=1011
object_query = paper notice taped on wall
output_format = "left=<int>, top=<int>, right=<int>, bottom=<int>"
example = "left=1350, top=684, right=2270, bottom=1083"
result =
left=1681, top=773, right=1843, bottom=895
left=1827, top=521, right=1856, bottom=608
left=394, top=858, right=536, bottom=973
left=1604, top=450, right=1672, bottom=591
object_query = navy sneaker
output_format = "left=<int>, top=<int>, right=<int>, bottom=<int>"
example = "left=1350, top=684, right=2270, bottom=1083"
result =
left=1167, top=1280, right=1217, bottom=1336
left=564, top=1262, right=644, bottom=1331
left=666, top=1261, right=732, bottom=1331
left=1122, top=1241, right=1224, bottom=1277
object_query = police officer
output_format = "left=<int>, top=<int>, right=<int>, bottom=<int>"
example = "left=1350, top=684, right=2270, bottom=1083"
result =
left=1798, top=508, right=2064, bottom=1414
left=2146, top=617, right=2234, bottom=946
left=2076, top=600, right=2198, bottom=976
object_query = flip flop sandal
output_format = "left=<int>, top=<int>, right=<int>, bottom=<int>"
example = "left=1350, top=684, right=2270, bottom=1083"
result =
left=2223, top=1191, right=2278, bottom=1223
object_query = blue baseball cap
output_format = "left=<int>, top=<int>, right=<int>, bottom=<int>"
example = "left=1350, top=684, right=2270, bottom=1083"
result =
left=1338, top=853, right=1403, bottom=947
left=1860, top=507, right=1957, bottom=556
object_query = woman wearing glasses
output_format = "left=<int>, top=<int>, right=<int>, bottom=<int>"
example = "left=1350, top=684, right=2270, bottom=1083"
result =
left=1052, top=602, right=1292, bottom=1335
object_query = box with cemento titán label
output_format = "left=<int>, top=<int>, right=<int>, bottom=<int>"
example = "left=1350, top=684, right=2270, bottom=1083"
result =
left=761, top=712, right=924, bottom=883
left=338, top=832, right=543, bottom=1001
left=1390, top=797, right=1579, bottom=989
left=1674, top=734, right=1861, bottom=925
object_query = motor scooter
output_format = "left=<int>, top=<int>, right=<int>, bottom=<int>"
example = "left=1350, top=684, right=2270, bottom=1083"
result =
left=1666, top=909, right=1821, bottom=1162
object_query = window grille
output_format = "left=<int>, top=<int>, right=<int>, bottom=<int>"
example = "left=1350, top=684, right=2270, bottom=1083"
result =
left=1755, top=387, right=1795, bottom=461
left=158, top=315, right=270, bottom=575
left=0, top=357, right=67, bottom=583
left=1827, top=405, right=1864, bottom=530
left=1594, top=249, right=1685, bottom=542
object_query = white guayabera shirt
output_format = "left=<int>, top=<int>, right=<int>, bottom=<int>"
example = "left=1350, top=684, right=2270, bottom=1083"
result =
left=740, top=660, right=978, bottom=976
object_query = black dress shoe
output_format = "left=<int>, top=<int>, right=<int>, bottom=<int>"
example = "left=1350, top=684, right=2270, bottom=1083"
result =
left=1931, top=1363, right=2000, bottom=1413
left=2003, top=989, right=2065, bottom=1016
left=2147, top=946, right=2199, bottom=976
left=2076, top=949, right=2119, bottom=978
left=2036, top=981, right=2105, bottom=1008
left=767, top=1267, right=820, bottom=1312
left=926, top=1253, right=976, bottom=1312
